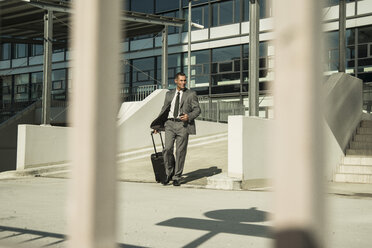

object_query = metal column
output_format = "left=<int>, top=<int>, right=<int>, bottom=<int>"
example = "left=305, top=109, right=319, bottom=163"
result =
left=339, top=0, right=346, bottom=72
left=67, top=0, right=120, bottom=247
left=273, top=0, right=324, bottom=247
left=42, top=10, right=53, bottom=125
left=338, top=0, right=346, bottom=72
left=162, top=25, right=168, bottom=89
left=249, top=0, right=259, bottom=116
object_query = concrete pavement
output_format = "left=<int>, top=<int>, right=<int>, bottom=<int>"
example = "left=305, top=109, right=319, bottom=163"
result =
left=0, top=177, right=372, bottom=248
left=0, top=132, right=228, bottom=187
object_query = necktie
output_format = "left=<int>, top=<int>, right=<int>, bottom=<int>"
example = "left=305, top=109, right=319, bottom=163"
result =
left=173, top=92, right=180, bottom=118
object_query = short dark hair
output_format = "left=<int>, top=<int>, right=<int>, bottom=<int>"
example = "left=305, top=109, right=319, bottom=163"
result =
left=175, top=72, right=186, bottom=80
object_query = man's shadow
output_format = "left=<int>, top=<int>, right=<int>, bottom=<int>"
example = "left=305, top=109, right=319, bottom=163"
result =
left=181, top=166, right=222, bottom=184
left=157, top=207, right=272, bottom=248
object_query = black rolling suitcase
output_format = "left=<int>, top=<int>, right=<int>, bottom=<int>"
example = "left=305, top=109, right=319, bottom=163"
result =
left=150, top=131, right=167, bottom=183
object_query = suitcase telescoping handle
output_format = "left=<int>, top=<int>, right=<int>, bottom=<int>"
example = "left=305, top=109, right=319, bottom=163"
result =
left=151, top=130, right=164, bottom=154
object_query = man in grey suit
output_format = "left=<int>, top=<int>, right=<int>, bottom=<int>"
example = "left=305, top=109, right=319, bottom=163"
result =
left=152, top=72, right=201, bottom=186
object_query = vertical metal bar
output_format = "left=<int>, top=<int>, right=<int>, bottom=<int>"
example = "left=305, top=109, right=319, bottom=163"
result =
left=240, top=44, right=243, bottom=104
left=339, top=0, right=346, bottom=72
left=42, top=10, right=53, bottom=125
left=249, top=0, right=259, bottom=116
left=179, top=0, right=183, bottom=43
left=67, top=0, right=120, bottom=247
left=28, top=73, right=32, bottom=101
left=188, top=0, right=192, bottom=85
left=162, top=26, right=169, bottom=89
left=273, top=0, right=324, bottom=247
left=355, top=27, right=359, bottom=78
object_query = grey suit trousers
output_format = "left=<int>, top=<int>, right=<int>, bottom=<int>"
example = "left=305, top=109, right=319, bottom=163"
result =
left=163, top=120, right=189, bottom=181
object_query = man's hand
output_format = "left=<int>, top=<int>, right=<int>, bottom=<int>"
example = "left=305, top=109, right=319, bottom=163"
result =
left=180, top=113, right=189, bottom=122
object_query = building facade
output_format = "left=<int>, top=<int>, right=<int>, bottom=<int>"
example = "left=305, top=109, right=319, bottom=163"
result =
left=1, top=0, right=372, bottom=122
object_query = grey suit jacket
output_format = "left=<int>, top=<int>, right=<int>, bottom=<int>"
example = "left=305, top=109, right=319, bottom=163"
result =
left=151, top=88, right=201, bottom=135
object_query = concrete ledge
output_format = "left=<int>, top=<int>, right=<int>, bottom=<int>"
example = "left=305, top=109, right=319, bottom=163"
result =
left=206, top=174, right=272, bottom=191
left=241, top=179, right=272, bottom=190
left=206, top=173, right=242, bottom=190
left=0, top=163, right=69, bottom=180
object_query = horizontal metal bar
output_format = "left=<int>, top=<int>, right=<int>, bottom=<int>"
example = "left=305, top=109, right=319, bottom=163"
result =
left=22, top=0, right=71, bottom=13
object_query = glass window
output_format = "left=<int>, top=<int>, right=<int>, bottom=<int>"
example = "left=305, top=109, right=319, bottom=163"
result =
left=14, top=44, right=28, bottom=58
left=2, top=76, right=12, bottom=104
left=31, top=44, right=43, bottom=56
left=163, top=11, right=180, bottom=34
left=184, top=50, right=210, bottom=88
left=235, top=0, right=241, bottom=23
left=260, top=0, right=273, bottom=19
left=156, top=0, right=179, bottom=13
left=0, top=43, right=11, bottom=60
left=219, top=1, right=233, bottom=26
left=243, top=0, right=249, bottom=21
left=182, top=0, right=209, bottom=7
left=168, top=54, right=182, bottom=77
left=132, top=57, right=156, bottom=87
left=358, top=26, right=372, bottom=77
left=324, top=29, right=355, bottom=73
left=192, top=6, right=203, bottom=27
left=212, top=45, right=241, bottom=86
left=212, top=0, right=239, bottom=27
left=131, top=0, right=154, bottom=13
left=183, top=5, right=208, bottom=32
left=14, top=74, right=29, bottom=102
left=359, top=44, right=368, bottom=58
left=52, top=69, right=66, bottom=100
left=31, top=72, right=43, bottom=100
left=212, top=3, right=218, bottom=27
left=359, top=26, right=372, bottom=44
left=212, top=46, right=240, bottom=62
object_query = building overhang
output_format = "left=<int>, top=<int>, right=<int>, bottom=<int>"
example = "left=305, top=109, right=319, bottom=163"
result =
left=0, top=0, right=185, bottom=45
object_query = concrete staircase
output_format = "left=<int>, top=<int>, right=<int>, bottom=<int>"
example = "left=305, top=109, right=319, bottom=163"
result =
left=334, top=120, right=372, bottom=183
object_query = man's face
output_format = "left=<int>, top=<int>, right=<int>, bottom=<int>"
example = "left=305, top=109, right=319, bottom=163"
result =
left=175, top=75, right=187, bottom=91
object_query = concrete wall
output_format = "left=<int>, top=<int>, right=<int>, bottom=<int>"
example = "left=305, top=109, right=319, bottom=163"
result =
left=324, top=73, right=363, bottom=153
left=228, top=116, right=273, bottom=181
left=323, top=73, right=363, bottom=179
left=118, top=89, right=168, bottom=152
left=0, top=104, right=38, bottom=172
left=228, top=73, right=363, bottom=182
left=16, top=125, right=70, bottom=170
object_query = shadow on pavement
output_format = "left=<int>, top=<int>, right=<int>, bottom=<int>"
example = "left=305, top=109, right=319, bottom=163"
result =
left=181, top=166, right=222, bottom=184
left=0, top=225, right=147, bottom=248
left=157, top=207, right=272, bottom=248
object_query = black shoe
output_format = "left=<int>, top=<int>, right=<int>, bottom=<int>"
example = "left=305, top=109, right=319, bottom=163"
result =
left=172, top=180, right=181, bottom=186
left=162, top=176, right=170, bottom=185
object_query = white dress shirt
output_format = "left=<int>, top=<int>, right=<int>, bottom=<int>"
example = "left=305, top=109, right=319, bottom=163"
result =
left=168, top=89, right=183, bottom=119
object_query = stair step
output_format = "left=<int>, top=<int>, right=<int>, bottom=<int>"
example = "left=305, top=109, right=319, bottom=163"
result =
left=339, top=164, right=372, bottom=174
left=357, top=127, right=372, bottom=134
left=346, top=149, right=372, bottom=156
left=354, top=134, right=372, bottom=142
left=360, top=120, right=372, bottom=128
left=350, top=141, right=372, bottom=149
left=343, top=156, right=372, bottom=165
left=334, top=173, right=372, bottom=183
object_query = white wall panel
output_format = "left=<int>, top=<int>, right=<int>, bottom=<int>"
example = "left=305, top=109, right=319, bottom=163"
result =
left=130, top=38, right=153, bottom=50
left=29, top=55, right=43, bottom=65
left=358, top=0, right=372, bottom=15
left=210, top=23, right=240, bottom=39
